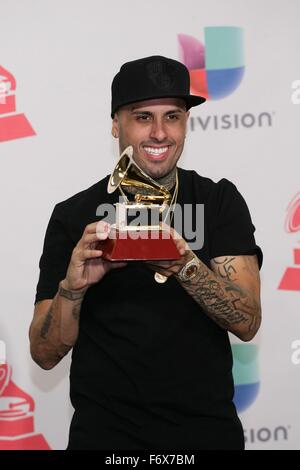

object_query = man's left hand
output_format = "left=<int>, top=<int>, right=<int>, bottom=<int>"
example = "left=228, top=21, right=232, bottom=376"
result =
left=145, top=225, right=194, bottom=278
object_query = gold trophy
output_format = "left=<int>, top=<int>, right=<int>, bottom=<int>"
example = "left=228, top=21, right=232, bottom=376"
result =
left=97, top=146, right=180, bottom=271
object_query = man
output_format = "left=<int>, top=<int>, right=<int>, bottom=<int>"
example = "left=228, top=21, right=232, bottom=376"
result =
left=30, top=56, right=262, bottom=450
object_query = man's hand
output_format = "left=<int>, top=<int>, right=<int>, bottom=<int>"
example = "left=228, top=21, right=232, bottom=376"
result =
left=63, top=221, right=127, bottom=291
left=145, top=225, right=193, bottom=278
left=144, top=225, right=262, bottom=341
left=29, top=220, right=128, bottom=370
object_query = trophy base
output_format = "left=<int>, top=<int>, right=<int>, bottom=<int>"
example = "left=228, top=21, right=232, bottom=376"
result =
left=97, top=228, right=181, bottom=261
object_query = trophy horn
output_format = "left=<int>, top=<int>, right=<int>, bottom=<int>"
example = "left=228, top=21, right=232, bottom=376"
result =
left=107, top=146, right=171, bottom=206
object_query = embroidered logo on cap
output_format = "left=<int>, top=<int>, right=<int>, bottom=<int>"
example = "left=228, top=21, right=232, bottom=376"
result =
left=146, top=60, right=175, bottom=90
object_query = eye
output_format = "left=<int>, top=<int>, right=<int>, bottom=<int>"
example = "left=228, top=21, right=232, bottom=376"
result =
left=135, top=114, right=152, bottom=121
left=166, top=114, right=179, bottom=121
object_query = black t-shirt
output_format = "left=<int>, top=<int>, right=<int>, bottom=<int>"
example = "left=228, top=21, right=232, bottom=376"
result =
left=35, top=168, right=262, bottom=450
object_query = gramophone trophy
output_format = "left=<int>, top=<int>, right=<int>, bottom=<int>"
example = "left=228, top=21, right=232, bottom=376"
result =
left=97, top=146, right=180, bottom=262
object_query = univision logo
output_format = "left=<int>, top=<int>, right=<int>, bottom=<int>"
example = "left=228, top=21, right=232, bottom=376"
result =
left=178, top=27, right=274, bottom=131
left=178, top=26, right=244, bottom=100
left=189, top=112, right=273, bottom=132
left=231, top=343, right=260, bottom=413
left=244, top=426, right=289, bottom=444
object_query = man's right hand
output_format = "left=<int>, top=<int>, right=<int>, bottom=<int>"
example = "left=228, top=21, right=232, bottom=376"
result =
left=63, top=221, right=127, bottom=292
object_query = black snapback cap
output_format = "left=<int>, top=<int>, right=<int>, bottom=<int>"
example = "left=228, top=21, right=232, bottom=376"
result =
left=111, top=55, right=206, bottom=117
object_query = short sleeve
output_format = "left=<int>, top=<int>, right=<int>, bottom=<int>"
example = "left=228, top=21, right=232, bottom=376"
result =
left=34, top=204, right=75, bottom=304
left=209, top=179, right=263, bottom=269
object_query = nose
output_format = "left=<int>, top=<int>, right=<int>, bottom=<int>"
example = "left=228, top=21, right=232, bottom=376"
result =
left=149, top=117, right=167, bottom=142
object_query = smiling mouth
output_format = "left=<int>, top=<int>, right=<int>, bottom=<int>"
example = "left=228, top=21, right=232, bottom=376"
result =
left=143, top=146, right=170, bottom=159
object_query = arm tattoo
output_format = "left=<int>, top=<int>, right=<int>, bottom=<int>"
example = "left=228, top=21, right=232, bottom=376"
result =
left=40, top=286, right=83, bottom=340
left=58, top=285, right=86, bottom=301
left=72, top=303, right=81, bottom=321
left=58, top=284, right=85, bottom=321
left=181, top=259, right=261, bottom=335
left=211, top=256, right=237, bottom=282
left=40, top=305, right=54, bottom=339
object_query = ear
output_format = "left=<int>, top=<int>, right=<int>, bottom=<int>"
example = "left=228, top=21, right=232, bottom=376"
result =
left=184, top=111, right=190, bottom=136
left=111, top=115, right=119, bottom=138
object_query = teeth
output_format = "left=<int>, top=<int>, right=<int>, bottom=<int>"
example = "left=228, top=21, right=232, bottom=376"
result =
left=144, top=146, right=168, bottom=155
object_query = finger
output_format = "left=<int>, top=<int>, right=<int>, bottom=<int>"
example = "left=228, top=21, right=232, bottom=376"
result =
left=83, top=221, right=101, bottom=234
left=175, top=240, right=188, bottom=256
left=96, top=220, right=111, bottom=235
left=79, top=232, right=108, bottom=249
left=161, top=222, right=180, bottom=240
left=160, top=221, right=171, bottom=233
left=171, top=228, right=183, bottom=240
left=79, top=248, right=103, bottom=260
left=161, top=225, right=184, bottom=254
left=90, top=241, right=97, bottom=250
left=172, top=235, right=190, bottom=254
left=83, top=221, right=111, bottom=235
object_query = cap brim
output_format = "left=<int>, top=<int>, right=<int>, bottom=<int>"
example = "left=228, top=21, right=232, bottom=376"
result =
left=111, top=94, right=206, bottom=117
left=184, top=94, right=206, bottom=110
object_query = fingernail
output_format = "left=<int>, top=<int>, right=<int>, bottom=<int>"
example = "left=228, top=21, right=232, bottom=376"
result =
left=97, top=232, right=108, bottom=240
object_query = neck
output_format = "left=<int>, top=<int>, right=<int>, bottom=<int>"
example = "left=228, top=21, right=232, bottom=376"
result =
left=155, top=166, right=177, bottom=190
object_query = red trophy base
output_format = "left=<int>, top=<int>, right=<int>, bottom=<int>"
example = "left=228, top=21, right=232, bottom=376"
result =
left=278, top=248, right=300, bottom=291
left=97, top=228, right=181, bottom=261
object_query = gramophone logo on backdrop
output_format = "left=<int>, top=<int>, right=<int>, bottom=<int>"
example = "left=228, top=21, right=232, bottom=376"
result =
left=178, top=26, right=244, bottom=100
left=0, top=363, right=50, bottom=449
left=0, top=65, right=35, bottom=143
left=279, top=192, right=300, bottom=291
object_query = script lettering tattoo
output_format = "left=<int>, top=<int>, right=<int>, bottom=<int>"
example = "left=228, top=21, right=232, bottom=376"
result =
left=181, top=256, right=261, bottom=335
left=40, top=305, right=54, bottom=339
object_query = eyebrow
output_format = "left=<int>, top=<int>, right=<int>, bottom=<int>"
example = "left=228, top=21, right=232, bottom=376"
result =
left=130, top=108, right=185, bottom=115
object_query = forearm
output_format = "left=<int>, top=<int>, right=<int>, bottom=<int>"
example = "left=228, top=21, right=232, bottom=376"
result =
left=30, top=281, right=87, bottom=370
left=176, top=255, right=261, bottom=341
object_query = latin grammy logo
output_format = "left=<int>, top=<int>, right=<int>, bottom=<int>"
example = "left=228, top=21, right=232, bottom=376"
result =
left=278, top=192, right=300, bottom=291
left=0, top=65, right=35, bottom=143
left=0, top=363, right=50, bottom=449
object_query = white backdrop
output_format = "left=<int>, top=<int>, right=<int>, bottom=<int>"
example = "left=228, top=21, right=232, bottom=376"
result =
left=0, top=0, right=299, bottom=450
